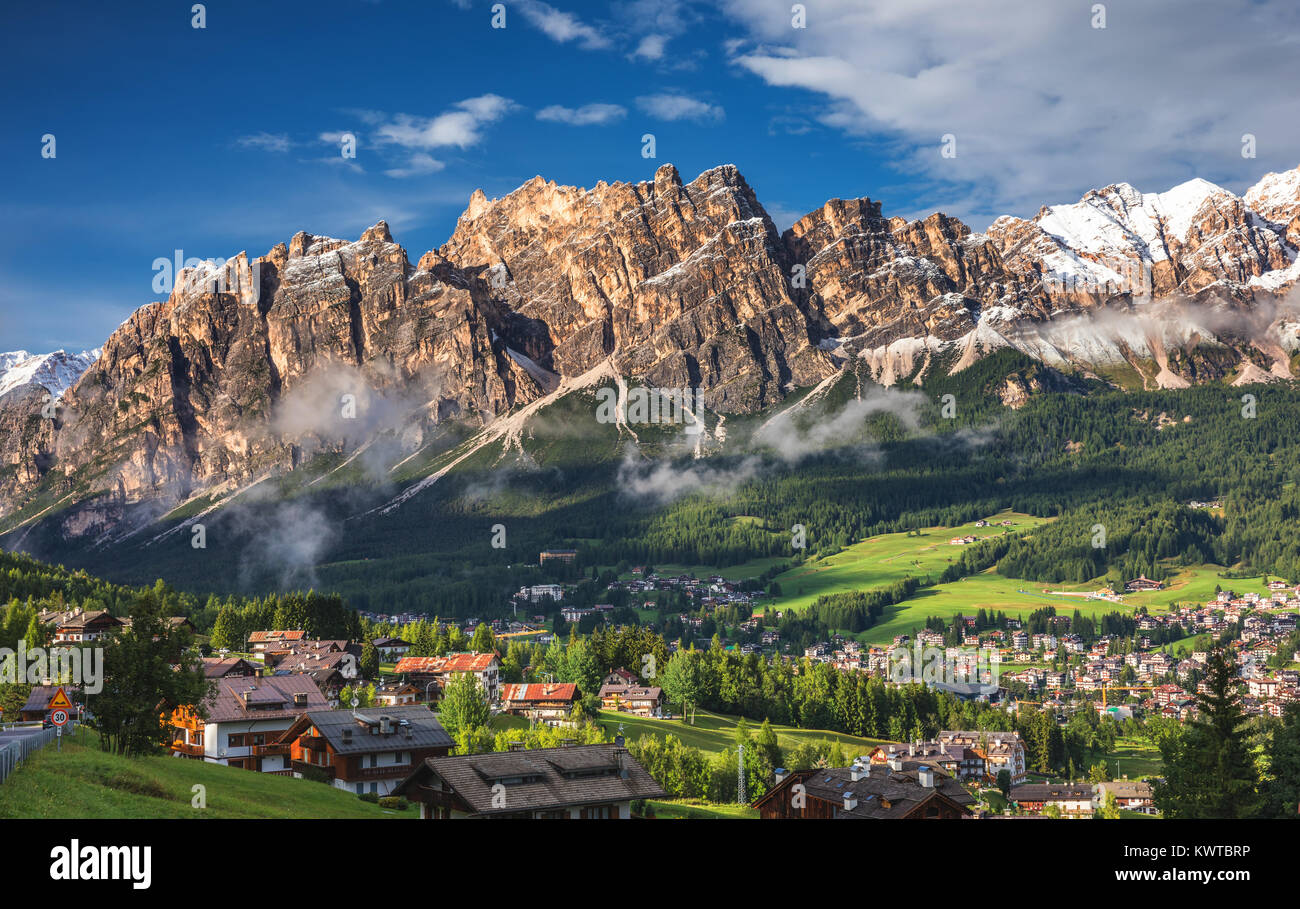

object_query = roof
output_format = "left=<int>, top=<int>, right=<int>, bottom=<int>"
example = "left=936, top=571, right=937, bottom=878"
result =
left=501, top=683, right=578, bottom=703
left=49, top=609, right=123, bottom=630
left=281, top=706, right=452, bottom=754
left=759, top=763, right=976, bottom=819
left=201, top=657, right=261, bottom=678
left=393, top=653, right=498, bottom=675
left=1010, top=783, right=1096, bottom=802
left=394, top=743, right=667, bottom=815
left=203, top=675, right=329, bottom=723
left=248, top=630, right=307, bottom=644
left=21, top=686, right=81, bottom=712
left=439, top=653, right=498, bottom=672
left=372, top=637, right=411, bottom=647
left=1096, top=780, right=1154, bottom=799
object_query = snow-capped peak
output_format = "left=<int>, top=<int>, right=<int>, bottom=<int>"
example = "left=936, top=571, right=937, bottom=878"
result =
left=0, top=348, right=101, bottom=400
left=1244, top=164, right=1300, bottom=224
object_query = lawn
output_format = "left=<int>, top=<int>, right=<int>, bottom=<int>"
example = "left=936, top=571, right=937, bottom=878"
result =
left=1085, top=737, right=1165, bottom=780
left=597, top=708, right=890, bottom=758
left=646, top=798, right=758, bottom=819
left=0, top=728, right=408, bottom=819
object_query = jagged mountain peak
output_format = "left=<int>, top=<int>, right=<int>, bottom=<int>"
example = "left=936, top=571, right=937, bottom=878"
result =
left=4, top=161, right=1300, bottom=533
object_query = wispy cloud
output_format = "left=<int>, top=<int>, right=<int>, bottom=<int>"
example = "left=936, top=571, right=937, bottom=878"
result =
left=517, top=0, right=611, bottom=50
left=370, top=94, right=517, bottom=150
left=384, top=153, right=445, bottom=179
left=636, top=92, right=724, bottom=122
left=536, top=103, right=628, bottom=126
left=236, top=132, right=292, bottom=153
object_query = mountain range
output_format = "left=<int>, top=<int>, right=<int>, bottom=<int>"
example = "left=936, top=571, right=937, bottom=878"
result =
left=2, top=161, right=1299, bottom=551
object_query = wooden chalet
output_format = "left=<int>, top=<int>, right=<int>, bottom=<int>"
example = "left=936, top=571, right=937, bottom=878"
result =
left=278, top=705, right=453, bottom=797
left=169, top=675, right=328, bottom=772
left=598, top=684, right=663, bottom=717
left=499, top=682, right=578, bottom=721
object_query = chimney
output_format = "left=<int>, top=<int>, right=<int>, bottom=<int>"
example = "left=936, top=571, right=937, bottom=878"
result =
left=507, top=741, right=524, bottom=752
left=918, top=766, right=935, bottom=788
left=940, top=741, right=947, bottom=755
left=908, top=742, right=915, bottom=756
left=774, top=767, right=787, bottom=784
left=887, top=755, right=903, bottom=772
left=851, top=764, right=866, bottom=782
left=614, top=733, right=625, bottom=747
left=843, top=791, right=858, bottom=811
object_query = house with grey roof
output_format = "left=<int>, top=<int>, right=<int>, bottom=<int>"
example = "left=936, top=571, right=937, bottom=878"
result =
left=393, top=742, right=667, bottom=818
left=279, top=705, right=453, bottom=797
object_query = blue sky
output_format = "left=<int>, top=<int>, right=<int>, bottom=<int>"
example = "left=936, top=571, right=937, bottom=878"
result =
left=3, top=0, right=1298, bottom=352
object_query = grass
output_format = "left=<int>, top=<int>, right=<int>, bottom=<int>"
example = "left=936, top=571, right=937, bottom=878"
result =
left=0, top=728, right=408, bottom=819
left=646, top=798, right=759, bottom=819
left=1085, top=737, right=1165, bottom=780
left=597, top=708, right=890, bottom=758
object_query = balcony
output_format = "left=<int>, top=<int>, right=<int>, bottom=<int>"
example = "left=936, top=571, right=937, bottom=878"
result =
left=171, top=741, right=205, bottom=758
left=298, top=735, right=327, bottom=749
left=252, top=742, right=289, bottom=756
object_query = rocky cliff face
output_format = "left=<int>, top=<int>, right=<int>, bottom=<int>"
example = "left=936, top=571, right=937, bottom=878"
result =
left=2, top=161, right=1299, bottom=530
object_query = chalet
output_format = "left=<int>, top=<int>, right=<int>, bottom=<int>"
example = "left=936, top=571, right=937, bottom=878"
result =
left=499, top=682, right=578, bottom=721
left=867, top=742, right=985, bottom=781
left=375, top=682, right=422, bottom=707
left=602, top=668, right=638, bottom=687
left=755, top=760, right=975, bottom=819
left=280, top=706, right=453, bottom=797
left=19, top=686, right=82, bottom=723
left=938, top=730, right=1027, bottom=783
left=1125, top=575, right=1164, bottom=593
left=371, top=637, right=412, bottom=660
left=1095, top=779, right=1156, bottom=815
left=598, top=685, right=664, bottom=717
left=40, top=609, right=125, bottom=644
left=1010, top=782, right=1095, bottom=816
left=392, top=653, right=501, bottom=703
left=393, top=742, right=667, bottom=819
left=247, top=630, right=307, bottom=653
left=169, top=674, right=328, bottom=773
left=201, top=657, right=262, bottom=679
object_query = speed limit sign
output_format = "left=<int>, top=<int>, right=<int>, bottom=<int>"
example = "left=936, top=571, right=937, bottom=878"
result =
left=49, top=708, right=69, bottom=727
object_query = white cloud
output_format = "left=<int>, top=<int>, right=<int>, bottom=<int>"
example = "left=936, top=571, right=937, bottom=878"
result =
left=384, top=153, right=446, bottom=178
left=372, top=94, right=517, bottom=150
left=236, top=132, right=291, bottom=153
left=631, top=34, right=668, bottom=60
left=536, top=103, right=628, bottom=126
left=517, top=0, right=611, bottom=49
left=721, top=0, right=1300, bottom=227
left=636, top=92, right=724, bottom=122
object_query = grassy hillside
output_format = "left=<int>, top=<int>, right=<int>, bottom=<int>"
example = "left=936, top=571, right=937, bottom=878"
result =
left=0, top=729, right=408, bottom=819
left=598, top=708, right=891, bottom=758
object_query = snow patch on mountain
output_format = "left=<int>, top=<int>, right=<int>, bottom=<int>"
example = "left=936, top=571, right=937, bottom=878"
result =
left=0, top=349, right=100, bottom=399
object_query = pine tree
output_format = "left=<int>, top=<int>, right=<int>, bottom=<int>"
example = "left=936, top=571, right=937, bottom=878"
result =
left=1156, top=651, right=1261, bottom=818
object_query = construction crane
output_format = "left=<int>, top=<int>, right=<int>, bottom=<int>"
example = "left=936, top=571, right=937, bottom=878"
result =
left=1100, top=684, right=1161, bottom=708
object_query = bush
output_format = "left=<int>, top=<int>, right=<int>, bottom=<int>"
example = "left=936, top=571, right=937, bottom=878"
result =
left=358, top=791, right=379, bottom=803
left=378, top=796, right=409, bottom=810
left=300, top=765, right=333, bottom=785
